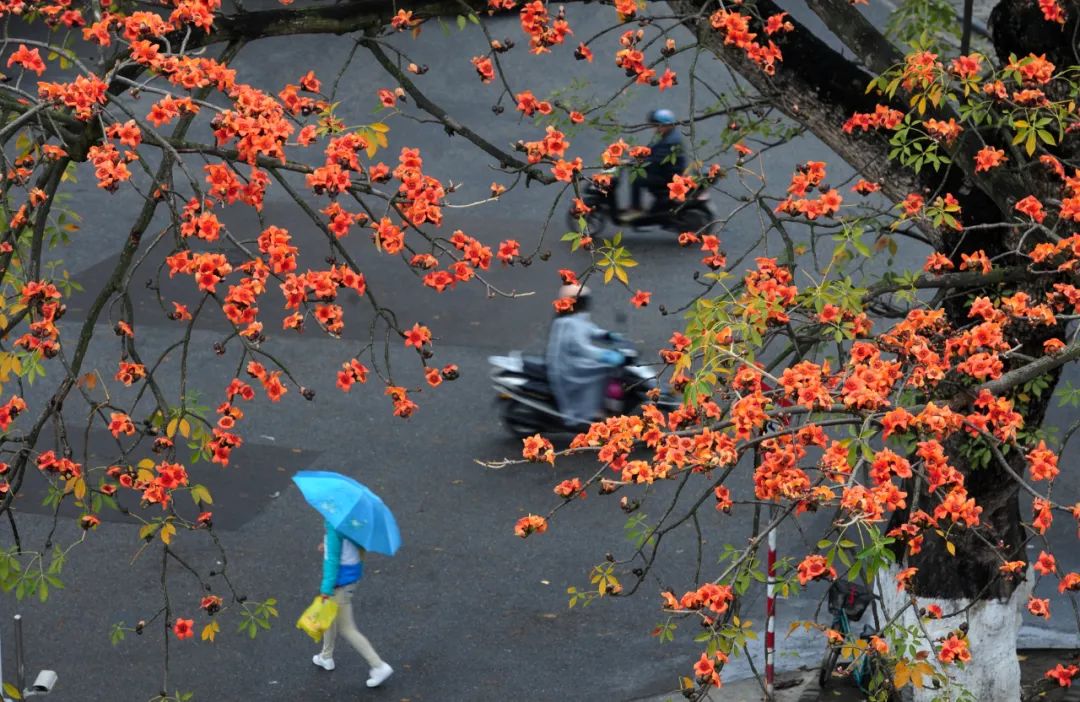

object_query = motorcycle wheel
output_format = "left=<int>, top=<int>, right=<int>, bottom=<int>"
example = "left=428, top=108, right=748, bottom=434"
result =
left=565, top=207, right=608, bottom=239
left=499, top=399, right=543, bottom=437
left=675, top=205, right=711, bottom=234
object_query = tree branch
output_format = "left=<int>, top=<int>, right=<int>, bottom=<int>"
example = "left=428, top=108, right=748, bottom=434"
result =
left=360, top=37, right=554, bottom=184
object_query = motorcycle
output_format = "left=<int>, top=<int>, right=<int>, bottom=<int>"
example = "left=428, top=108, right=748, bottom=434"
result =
left=566, top=168, right=714, bottom=239
left=489, top=339, right=681, bottom=437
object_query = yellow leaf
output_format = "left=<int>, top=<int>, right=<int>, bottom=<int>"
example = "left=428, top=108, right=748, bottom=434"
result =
left=138, top=458, right=155, bottom=469
left=910, top=661, right=934, bottom=688
left=160, top=521, right=176, bottom=545
left=166, top=418, right=179, bottom=438
left=73, top=476, right=86, bottom=501
left=138, top=523, right=159, bottom=540
left=201, top=620, right=219, bottom=642
left=614, top=266, right=628, bottom=285
left=375, top=131, right=388, bottom=149
left=3, top=681, right=22, bottom=699
left=179, top=418, right=191, bottom=439
left=369, top=122, right=390, bottom=133
left=137, top=468, right=155, bottom=484
left=894, top=660, right=910, bottom=689
left=945, top=540, right=956, bottom=556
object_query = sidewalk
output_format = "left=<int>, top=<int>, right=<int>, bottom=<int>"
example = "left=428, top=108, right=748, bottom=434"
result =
left=634, top=649, right=1080, bottom=702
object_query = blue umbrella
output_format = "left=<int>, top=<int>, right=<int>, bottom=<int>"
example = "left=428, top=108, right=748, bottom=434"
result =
left=292, top=471, right=401, bottom=556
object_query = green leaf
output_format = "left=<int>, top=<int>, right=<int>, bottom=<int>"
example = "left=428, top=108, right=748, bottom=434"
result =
left=456, top=14, right=466, bottom=30
left=191, top=484, right=213, bottom=505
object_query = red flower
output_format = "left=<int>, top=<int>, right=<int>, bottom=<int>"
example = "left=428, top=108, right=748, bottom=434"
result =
left=657, top=69, right=677, bottom=91
left=667, top=174, right=696, bottom=202
left=974, top=147, right=1006, bottom=172
left=7, top=44, right=46, bottom=76
left=630, top=290, right=651, bottom=308
left=403, top=323, right=431, bottom=349
left=522, top=434, right=555, bottom=464
left=1015, top=195, right=1046, bottom=223
left=796, top=554, right=836, bottom=585
left=378, top=89, right=397, bottom=108
left=173, top=618, right=195, bottom=640
left=1027, top=597, right=1051, bottom=619
left=554, top=478, right=584, bottom=499
left=938, top=635, right=970, bottom=664
left=693, top=652, right=722, bottom=687
left=1046, top=664, right=1079, bottom=687
left=108, top=412, right=136, bottom=438
left=497, top=239, right=520, bottom=264
left=552, top=297, right=575, bottom=314
left=1033, top=554, right=1058, bottom=580
left=514, top=514, right=547, bottom=538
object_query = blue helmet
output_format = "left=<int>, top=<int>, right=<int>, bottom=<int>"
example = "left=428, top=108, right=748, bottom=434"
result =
left=649, top=108, right=677, bottom=125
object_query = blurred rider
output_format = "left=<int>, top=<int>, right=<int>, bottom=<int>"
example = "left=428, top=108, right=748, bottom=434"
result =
left=626, top=108, right=686, bottom=218
left=546, top=285, right=623, bottom=426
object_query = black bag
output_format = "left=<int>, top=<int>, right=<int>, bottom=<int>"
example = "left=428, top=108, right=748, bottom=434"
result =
left=827, top=580, right=874, bottom=622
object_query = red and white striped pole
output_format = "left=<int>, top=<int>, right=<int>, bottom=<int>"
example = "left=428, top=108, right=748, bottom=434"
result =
left=765, top=508, right=777, bottom=698
left=759, top=381, right=790, bottom=700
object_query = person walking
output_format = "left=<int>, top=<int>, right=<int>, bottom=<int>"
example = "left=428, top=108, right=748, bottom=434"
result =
left=311, top=520, right=394, bottom=688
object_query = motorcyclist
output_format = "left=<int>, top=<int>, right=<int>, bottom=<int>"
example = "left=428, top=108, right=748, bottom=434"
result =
left=546, top=285, right=624, bottom=426
left=625, top=108, right=686, bottom=219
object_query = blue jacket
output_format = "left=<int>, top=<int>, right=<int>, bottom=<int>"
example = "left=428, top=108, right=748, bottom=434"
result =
left=320, top=522, right=363, bottom=596
left=646, top=130, right=686, bottom=182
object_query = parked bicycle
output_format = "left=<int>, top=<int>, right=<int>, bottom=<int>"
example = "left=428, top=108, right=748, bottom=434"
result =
left=819, top=579, right=884, bottom=692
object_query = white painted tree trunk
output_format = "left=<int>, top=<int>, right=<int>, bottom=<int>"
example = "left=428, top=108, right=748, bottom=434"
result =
left=878, top=565, right=1032, bottom=701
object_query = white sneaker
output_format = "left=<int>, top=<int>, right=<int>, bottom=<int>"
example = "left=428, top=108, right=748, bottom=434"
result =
left=312, top=653, right=335, bottom=671
left=366, top=662, right=393, bottom=687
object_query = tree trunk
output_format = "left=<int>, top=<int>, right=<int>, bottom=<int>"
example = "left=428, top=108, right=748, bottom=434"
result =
left=676, top=1, right=1078, bottom=696
left=880, top=565, right=1034, bottom=701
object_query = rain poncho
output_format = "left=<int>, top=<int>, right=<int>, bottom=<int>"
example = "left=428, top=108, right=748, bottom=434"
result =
left=546, top=312, right=618, bottom=424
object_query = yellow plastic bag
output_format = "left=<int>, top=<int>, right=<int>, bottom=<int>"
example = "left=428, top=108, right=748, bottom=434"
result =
left=296, top=596, right=339, bottom=642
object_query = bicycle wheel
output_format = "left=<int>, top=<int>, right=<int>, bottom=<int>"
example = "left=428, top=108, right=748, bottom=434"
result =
left=819, top=645, right=841, bottom=688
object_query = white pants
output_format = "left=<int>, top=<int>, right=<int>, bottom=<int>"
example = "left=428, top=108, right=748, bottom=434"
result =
left=320, top=583, right=384, bottom=668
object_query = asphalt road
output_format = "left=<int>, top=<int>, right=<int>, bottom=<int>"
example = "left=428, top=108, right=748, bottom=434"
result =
left=2, top=5, right=1079, bottom=702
